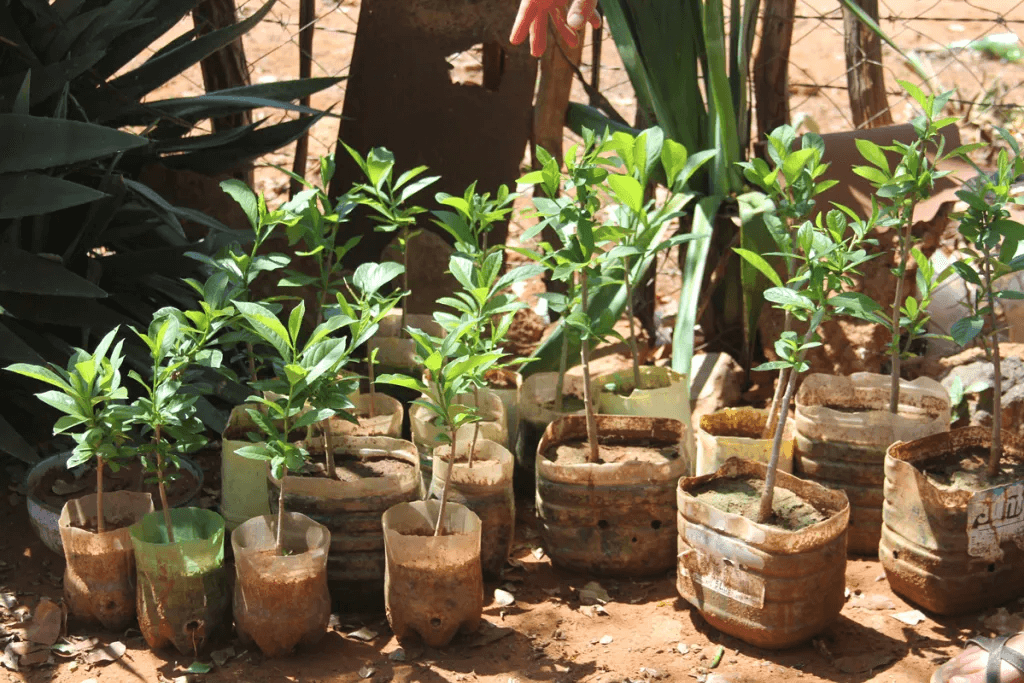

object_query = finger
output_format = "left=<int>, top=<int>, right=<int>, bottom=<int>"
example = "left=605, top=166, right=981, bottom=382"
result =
left=529, top=15, right=547, bottom=58
left=510, top=2, right=540, bottom=46
left=552, top=7, right=580, bottom=48
left=566, top=0, right=598, bottom=29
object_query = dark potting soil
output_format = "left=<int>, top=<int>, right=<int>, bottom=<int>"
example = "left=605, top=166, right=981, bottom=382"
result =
left=298, top=454, right=415, bottom=483
left=692, top=477, right=827, bottom=531
left=34, top=461, right=199, bottom=510
left=539, top=396, right=588, bottom=414
left=69, top=516, right=136, bottom=533
left=924, top=445, right=1024, bottom=492
left=546, top=439, right=680, bottom=466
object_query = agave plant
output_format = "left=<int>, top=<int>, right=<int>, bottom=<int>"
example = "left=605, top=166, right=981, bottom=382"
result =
left=0, top=0, right=342, bottom=462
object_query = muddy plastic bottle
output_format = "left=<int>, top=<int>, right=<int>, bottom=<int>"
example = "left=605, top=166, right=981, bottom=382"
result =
left=382, top=500, right=483, bottom=647
left=130, top=508, right=230, bottom=655
left=232, top=512, right=331, bottom=657
left=59, top=491, right=153, bottom=630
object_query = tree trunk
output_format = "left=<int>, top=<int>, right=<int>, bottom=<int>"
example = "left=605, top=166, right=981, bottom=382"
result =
left=754, top=0, right=796, bottom=141
left=290, top=0, right=316, bottom=197
left=842, top=0, right=893, bottom=129
left=192, top=0, right=254, bottom=184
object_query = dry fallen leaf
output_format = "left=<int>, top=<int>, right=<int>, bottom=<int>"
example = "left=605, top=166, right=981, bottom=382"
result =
left=982, top=607, right=1024, bottom=633
left=579, top=581, right=611, bottom=605
left=856, top=594, right=897, bottom=611
left=26, top=598, right=63, bottom=646
left=83, top=641, right=126, bottom=665
left=358, top=664, right=375, bottom=678
left=833, top=651, right=898, bottom=673
left=346, top=627, right=378, bottom=641
left=891, top=610, right=927, bottom=626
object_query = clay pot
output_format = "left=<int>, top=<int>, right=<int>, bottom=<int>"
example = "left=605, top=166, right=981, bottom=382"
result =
left=130, top=508, right=230, bottom=655
left=268, top=436, right=420, bottom=609
left=382, top=500, right=483, bottom=647
left=232, top=512, right=331, bottom=657
left=59, top=491, right=153, bottom=629
left=881, top=427, right=1024, bottom=615
left=677, top=458, right=850, bottom=649
left=794, top=372, right=950, bottom=555
left=696, top=407, right=793, bottom=477
left=593, top=366, right=695, bottom=463
left=535, top=415, right=687, bottom=577
left=429, top=439, right=515, bottom=577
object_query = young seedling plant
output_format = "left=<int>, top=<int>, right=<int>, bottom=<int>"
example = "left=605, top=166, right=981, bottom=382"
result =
left=379, top=323, right=502, bottom=535
left=852, top=82, right=975, bottom=413
left=276, top=154, right=362, bottom=327
left=947, top=134, right=1024, bottom=477
left=736, top=125, right=838, bottom=438
left=345, top=145, right=439, bottom=337
left=7, top=328, right=131, bottom=534
left=232, top=299, right=354, bottom=553
left=336, top=261, right=407, bottom=419
left=127, top=304, right=224, bottom=543
left=188, top=179, right=292, bottom=384
left=517, top=129, right=625, bottom=462
left=433, top=183, right=544, bottom=464
left=737, top=141, right=879, bottom=521
left=601, top=127, right=712, bottom=390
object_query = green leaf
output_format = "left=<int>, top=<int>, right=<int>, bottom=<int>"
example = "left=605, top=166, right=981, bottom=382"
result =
left=0, top=115, right=146, bottom=173
left=951, top=260, right=982, bottom=287
left=220, top=179, right=259, bottom=231
left=951, top=316, right=984, bottom=347
left=234, top=300, right=292, bottom=359
left=0, top=173, right=108, bottom=219
left=854, top=138, right=889, bottom=173
left=607, top=173, right=643, bottom=214
left=764, top=287, right=814, bottom=310
left=672, top=195, right=721, bottom=377
left=733, top=248, right=783, bottom=287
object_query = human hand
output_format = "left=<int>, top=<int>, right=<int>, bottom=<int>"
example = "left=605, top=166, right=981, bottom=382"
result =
left=509, top=0, right=600, bottom=58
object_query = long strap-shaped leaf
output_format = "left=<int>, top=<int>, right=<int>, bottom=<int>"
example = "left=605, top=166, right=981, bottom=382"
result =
left=0, top=114, right=147, bottom=173
left=102, top=0, right=276, bottom=104
left=672, top=195, right=723, bottom=377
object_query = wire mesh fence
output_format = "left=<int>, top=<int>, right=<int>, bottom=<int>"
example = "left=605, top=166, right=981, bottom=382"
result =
left=142, top=0, right=1024, bottom=207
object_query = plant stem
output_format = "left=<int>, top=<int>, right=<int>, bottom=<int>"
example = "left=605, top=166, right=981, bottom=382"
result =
left=762, top=258, right=796, bottom=439
left=434, top=428, right=458, bottom=536
left=276, top=474, right=286, bottom=555
left=757, top=328, right=815, bottom=524
left=983, top=254, right=1003, bottom=477
left=324, top=426, right=336, bottom=479
left=579, top=273, right=600, bottom=464
left=96, top=459, right=105, bottom=534
left=469, top=385, right=481, bottom=468
left=368, top=352, right=377, bottom=419
left=554, top=279, right=575, bottom=414
left=153, top=426, right=175, bottom=544
left=246, top=341, right=257, bottom=383
left=623, top=264, right=643, bottom=390
left=888, top=203, right=916, bottom=414
left=399, top=227, right=409, bottom=340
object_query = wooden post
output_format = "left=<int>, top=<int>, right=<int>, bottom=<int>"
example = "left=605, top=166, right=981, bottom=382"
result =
left=843, top=0, right=893, bottom=129
left=192, top=0, right=254, bottom=184
left=290, top=0, right=316, bottom=196
left=532, top=26, right=584, bottom=166
left=754, top=0, right=796, bottom=141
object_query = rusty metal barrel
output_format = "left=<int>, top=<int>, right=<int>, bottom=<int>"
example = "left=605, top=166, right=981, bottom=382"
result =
left=677, top=458, right=849, bottom=649
left=881, top=427, right=1024, bottom=615
left=535, top=415, right=687, bottom=577
left=794, top=372, right=949, bottom=555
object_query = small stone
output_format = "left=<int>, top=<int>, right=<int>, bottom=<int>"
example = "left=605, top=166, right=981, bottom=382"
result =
left=494, top=589, right=515, bottom=607
left=346, top=627, right=378, bottom=641
left=358, top=665, right=375, bottom=679
left=677, top=643, right=690, bottom=655
left=388, top=648, right=406, bottom=662
left=599, top=635, right=613, bottom=645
